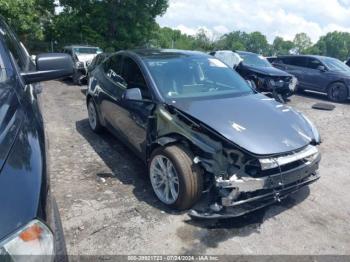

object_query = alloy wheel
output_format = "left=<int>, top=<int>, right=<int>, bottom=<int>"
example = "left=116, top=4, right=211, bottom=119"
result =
left=150, top=155, right=180, bottom=205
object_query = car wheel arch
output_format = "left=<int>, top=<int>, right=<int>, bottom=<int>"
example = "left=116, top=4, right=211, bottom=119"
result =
left=86, top=95, right=105, bottom=126
left=326, top=80, right=349, bottom=100
left=147, top=134, right=196, bottom=163
left=327, top=80, right=346, bottom=92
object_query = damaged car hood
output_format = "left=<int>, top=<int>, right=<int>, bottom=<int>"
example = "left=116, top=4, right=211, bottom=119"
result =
left=172, top=93, right=315, bottom=155
left=243, top=65, right=291, bottom=77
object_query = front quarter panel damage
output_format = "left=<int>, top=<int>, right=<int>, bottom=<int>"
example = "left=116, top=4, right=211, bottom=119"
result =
left=152, top=104, right=238, bottom=178
left=149, top=104, right=321, bottom=219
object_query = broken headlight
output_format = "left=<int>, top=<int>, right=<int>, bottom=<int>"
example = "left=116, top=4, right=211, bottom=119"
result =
left=289, top=76, right=298, bottom=91
left=259, top=145, right=319, bottom=170
left=0, top=220, right=54, bottom=262
left=75, top=61, right=84, bottom=68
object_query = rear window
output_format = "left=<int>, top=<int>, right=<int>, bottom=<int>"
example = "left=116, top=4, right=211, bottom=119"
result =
left=238, top=52, right=272, bottom=68
left=73, top=47, right=102, bottom=55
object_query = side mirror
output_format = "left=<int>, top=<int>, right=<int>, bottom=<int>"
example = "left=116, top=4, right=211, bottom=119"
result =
left=21, top=53, right=74, bottom=84
left=317, top=65, right=327, bottom=72
left=122, top=88, right=142, bottom=101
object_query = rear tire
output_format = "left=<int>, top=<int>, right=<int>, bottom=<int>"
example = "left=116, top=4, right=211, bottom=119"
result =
left=149, top=145, right=203, bottom=210
left=327, top=82, right=348, bottom=102
left=87, top=99, right=103, bottom=133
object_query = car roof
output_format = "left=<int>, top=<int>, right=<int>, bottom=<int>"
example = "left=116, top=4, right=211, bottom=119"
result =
left=124, top=49, right=208, bottom=59
left=236, top=50, right=258, bottom=55
left=277, top=54, right=331, bottom=59
left=63, top=45, right=100, bottom=49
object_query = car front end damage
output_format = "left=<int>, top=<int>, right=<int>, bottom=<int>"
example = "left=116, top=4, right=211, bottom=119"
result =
left=189, top=144, right=320, bottom=219
left=153, top=104, right=321, bottom=219
left=251, top=74, right=298, bottom=101
left=73, top=60, right=91, bottom=83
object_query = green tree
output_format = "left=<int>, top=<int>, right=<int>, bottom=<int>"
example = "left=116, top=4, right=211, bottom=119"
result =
left=215, top=31, right=247, bottom=51
left=215, top=31, right=269, bottom=54
left=245, top=31, right=269, bottom=54
left=0, top=0, right=55, bottom=47
left=293, top=33, right=312, bottom=54
left=149, top=26, right=196, bottom=49
left=313, top=31, right=350, bottom=60
left=194, top=28, right=212, bottom=51
left=272, top=36, right=294, bottom=55
left=54, top=0, right=168, bottom=50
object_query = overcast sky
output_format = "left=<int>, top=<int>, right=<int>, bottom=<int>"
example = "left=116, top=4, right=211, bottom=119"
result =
left=157, top=0, right=350, bottom=43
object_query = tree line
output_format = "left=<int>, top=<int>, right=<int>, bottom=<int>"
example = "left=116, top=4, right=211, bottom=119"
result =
left=2, top=0, right=350, bottom=60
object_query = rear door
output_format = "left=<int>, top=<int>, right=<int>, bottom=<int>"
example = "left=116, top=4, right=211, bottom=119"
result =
left=278, top=57, right=309, bottom=88
left=98, top=54, right=127, bottom=136
left=302, top=57, right=329, bottom=92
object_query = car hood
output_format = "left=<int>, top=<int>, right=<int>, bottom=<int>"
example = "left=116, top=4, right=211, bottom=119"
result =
left=243, top=64, right=292, bottom=77
left=172, top=93, right=315, bottom=155
left=326, top=69, right=350, bottom=79
left=76, top=53, right=96, bottom=63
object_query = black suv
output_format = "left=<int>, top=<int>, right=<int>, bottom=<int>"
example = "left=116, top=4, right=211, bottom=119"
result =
left=271, top=55, right=350, bottom=102
left=211, top=50, right=297, bottom=103
left=0, top=17, right=72, bottom=260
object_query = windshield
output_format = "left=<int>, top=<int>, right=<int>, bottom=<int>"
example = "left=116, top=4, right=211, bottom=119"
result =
left=145, top=56, right=253, bottom=100
left=320, top=57, right=350, bottom=72
left=238, top=52, right=272, bottom=68
left=73, top=47, right=102, bottom=55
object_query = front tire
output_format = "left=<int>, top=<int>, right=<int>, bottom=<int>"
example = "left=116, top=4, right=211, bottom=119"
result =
left=149, top=145, right=203, bottom=210
left=87, top=99, right=102, bottom=133
left=73, top=71, right=82, bottom=85
left=327, top=82, right=348, bottom=102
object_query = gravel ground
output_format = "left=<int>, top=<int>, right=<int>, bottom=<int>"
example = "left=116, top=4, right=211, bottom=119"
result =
left=41, top=80, right=350, bottom=255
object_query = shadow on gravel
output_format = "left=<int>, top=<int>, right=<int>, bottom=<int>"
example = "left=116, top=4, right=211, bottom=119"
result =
left=75, top=118, right=182, bottom=215
left=59, top=78, right=77, bottom=87
left=178, top=186, right=310, bottom=254
left=80, top=88, right=87, bottom=96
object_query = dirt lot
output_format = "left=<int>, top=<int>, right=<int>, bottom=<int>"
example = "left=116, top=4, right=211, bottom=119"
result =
left=40, top=80, right=350, bottom=255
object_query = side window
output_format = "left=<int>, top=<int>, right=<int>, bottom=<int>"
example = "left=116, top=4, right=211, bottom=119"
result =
left=104, top=54, right=123, bottom=82
left=307, top=58, right=323, bottom=69
left=283, top=57, right=308, bottom=68
left=0, top=44, right=9, bottom=83
left=274, top=58, right=284, bottom=64
left=121, top=57, right=150, bottom=98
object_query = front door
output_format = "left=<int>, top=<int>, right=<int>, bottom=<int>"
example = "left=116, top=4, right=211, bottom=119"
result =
left=116, top=56, right=154, bottom=158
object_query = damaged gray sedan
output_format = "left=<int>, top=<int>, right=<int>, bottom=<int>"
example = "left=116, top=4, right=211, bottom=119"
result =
left=86, top=49, right=321, bottom=219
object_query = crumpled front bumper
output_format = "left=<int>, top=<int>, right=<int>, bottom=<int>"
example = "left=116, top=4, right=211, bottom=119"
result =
left=189, top=154, right=320, bottom=219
